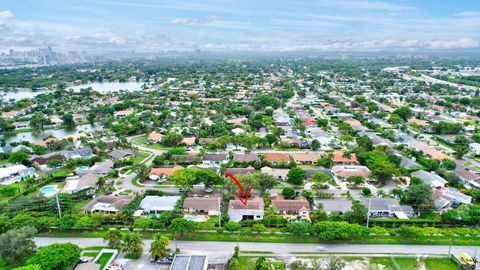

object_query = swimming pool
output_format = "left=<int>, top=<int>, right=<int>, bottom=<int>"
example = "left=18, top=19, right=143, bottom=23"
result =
left=184, top=215, right=208, bottom=222
left=448, top=187, right=459, bottom=193
left=40, top=185, right=58, bottom=197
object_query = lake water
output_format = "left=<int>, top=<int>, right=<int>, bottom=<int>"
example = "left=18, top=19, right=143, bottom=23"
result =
left=3, top=123, right=104, bottom=144
left=1, top=81, right=145, bottom=101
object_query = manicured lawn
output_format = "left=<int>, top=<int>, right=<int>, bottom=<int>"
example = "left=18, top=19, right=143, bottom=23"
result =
left=368, top=257, right=396, bottom=270
left=132, top=136, right=147, bottom=145
left=423, top=258, right=459, bottom=270
left=340, top=257, right=458, bottom=270
left=238, top=256, right=286, bottom=270
left=52, top=168, right=71, bottom=177
left=96, top=252, right=114, bottom=269
left=0, top=182, right=26, bottom=202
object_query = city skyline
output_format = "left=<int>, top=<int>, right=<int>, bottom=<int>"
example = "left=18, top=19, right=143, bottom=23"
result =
left=1, top=0, right=480, bottom=53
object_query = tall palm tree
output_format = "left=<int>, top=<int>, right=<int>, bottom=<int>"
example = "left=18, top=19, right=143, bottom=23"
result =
left=121, top=232, right=143, bottom=255
left=150, top=233, right=170, bottom=261
left=104, top=229, right=122, bottom=249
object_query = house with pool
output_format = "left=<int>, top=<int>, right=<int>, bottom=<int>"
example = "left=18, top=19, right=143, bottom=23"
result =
left=183, top=196, right=221, bottom=216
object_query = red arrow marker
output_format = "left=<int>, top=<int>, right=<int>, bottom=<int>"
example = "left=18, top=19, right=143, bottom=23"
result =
left=224, top=172, right=253, bottom=206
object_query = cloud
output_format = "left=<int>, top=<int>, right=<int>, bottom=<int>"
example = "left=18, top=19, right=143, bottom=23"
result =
left=0, top=10, right=13, bottom=19
left=169, top=16, right=218, bottom=25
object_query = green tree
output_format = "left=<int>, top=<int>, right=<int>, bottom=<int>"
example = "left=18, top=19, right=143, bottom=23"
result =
left=287, top=167, right=306, bottom=185
left=344, top=200, right=368, bottom=224
left=311, top=139, right=321, bottom=150
left=26, top=243, right=80, bottom=270
left=255, top=256, right=269, bottom=270
left=392, top=106, right=412, bottom=120
left=12, top=265, right=41, bottom=270
left=346, top=176, right=365, bottom=187
left=442, top=159, right=456, bottom=170
left=168, top=218, right=196, bottom=236
left=286, top=222, right=311, bottom=237
left=8, top=151, right=29, bottom=164
left=225, top=221, right=242, bottom=233
left=121, top=231, right=143, bottom=256
left=62, top=113, right=75, bottom=128
left=281, top=187, right=295, bottom=198
left=404, top=183, right=434, bottom=214
left=161, top=132, right=183, bottom=147
left=0, top=227, right=37, bottom=265
left=150, top=233, right=170, bottom=261
left=104, top=229, right=122, bottom=249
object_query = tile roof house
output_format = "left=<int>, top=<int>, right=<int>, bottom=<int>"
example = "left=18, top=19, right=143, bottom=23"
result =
left=79, top=160, right=114, bottom=176
left=261, top=166, right=289, bottom=180
left=147, top=132, right=163, bottom=143
left=233, top=153, right=259, bottom=162
left=183, top=196, right=221, bottom=215
left=359, top=198, right=415, bottom=218
left=332, top=152, right=358, bottom=165
left=292, top=153, right=323, bottom=165
left=114, top=110, right=134, bottom=118
left=228, top=196, right=264, bottom=222
left=423, top=149, right=453, bottom=160
left=182, top=137, right=196, bottom=146
left=271, top=196, right=310, bottom=217
left=32, top=154, right=65, bottom=167
left=331, top=165, right=370, bottom=181
left=225, top=167, right=256, bottom=176
left=149, top=165, right=184, bottom=181
left=202, top=154, right=228, bottom=165
left=262, top=153, right=291, bottom=163
left=81, top=195, right=134, bottom=214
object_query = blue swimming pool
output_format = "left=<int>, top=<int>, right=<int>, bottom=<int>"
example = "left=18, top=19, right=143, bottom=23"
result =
left=448, top=187, right=459, bottom=193
left=40, top=185, right=57, bottom=197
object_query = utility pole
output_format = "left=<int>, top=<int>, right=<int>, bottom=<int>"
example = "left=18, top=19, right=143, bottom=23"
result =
left=218, top=197, right=221, bottom=228
left=55, top=193, right=62, bottom=219
left=366, top=197, right=372, bottom=228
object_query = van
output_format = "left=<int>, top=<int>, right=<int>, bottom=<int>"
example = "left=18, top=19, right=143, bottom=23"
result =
left=461, top=253, right=475, bottom=266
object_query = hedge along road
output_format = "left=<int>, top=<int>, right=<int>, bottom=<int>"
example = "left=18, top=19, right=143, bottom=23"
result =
left=35, top=237, right=478, bottom=258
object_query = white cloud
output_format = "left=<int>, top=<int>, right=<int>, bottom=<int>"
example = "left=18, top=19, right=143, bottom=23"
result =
left=0, top=10, right=13, bottom=19
left=169, top=16, right=218, bottom=25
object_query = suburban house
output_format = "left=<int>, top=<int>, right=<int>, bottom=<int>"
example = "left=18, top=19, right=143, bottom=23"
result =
left=147, top=132, right=163, bottom=143
left=202, top=154, right=228, bottom=165
left=433, top=187, right=472, bottom=211
left=271, top=196, right=310, bottom=218
left=182, top=137, right=196, bottom=146
left=331, top=165, right=371, bottom=181
left=261, top=166, right=289, bottom=181
left=81, top=195, right=134, bottom=214
left=0, top=164, right=35, bottom=181
left=139, top=196, right=181, bottom=215
left=172, top=154, right=199, bottom=164
left=183, top=196, right=221, bottom=216
left=31, top=154, right=65, bottom=168
left=262, top=153, right=291, bottom=164
left=64, top=147, right=94, bottom=159
left=315, top=198, right=352, bottom=214
left=233, top=153, right=259, bottom=162
left=411, top=170, right=448, bottom=188
left=292, top=153, right=323, bottom=165
left=14, top=121, right=30, bottom=129
left=149, top=165, right=183, bottom=181
left=228, top=196, right=264, bottom=222
left=225, top=167, right=255, bottom=176
left=359, top=198, right=415, bottom=219
left=109, top=149, right=133, bottom=161
left=469, top=143, right=480, bottom=155
left=114, top=110, right=134, bottom=118
left=332, top=152, right=358, bottom=165
left=78, top=160, right=114, bottom=176
left=63, top=173, right=100, bottom=194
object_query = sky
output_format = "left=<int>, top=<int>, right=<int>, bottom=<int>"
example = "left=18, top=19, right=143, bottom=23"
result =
left=1, top=0, right=480, bottom=53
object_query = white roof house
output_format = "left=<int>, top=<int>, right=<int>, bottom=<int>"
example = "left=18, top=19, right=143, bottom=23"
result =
left=0, top=164, right=28, bottom=179
left=140, top=196, right=181, bottom=214
left=411, top=170, right=448, bottom=188
left=469, top=143, right=480, bottom=155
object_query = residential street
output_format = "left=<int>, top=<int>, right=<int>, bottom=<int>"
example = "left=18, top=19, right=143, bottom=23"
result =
left=35, top=237, right=479, bottom=269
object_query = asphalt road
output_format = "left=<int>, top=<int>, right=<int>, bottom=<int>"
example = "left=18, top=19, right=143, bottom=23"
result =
left=35, top=237, right=479, bottom=260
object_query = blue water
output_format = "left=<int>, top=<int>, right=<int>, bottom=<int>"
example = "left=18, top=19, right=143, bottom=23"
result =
left=448, top=188, right=459, bottom=193
left=40, top=185, right=57, bottom=197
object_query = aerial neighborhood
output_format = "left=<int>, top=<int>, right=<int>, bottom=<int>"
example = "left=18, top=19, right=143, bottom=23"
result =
left=1, top=57, right=480, bottom=270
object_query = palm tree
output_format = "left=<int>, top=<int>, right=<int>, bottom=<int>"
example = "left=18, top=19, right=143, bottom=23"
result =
left=104, top=229, right=122, bottom=249
left=121, top=232, right=143, bottom=255
left=150, top=233, right=170, bottom=261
